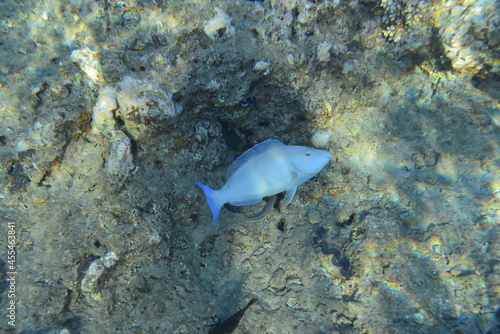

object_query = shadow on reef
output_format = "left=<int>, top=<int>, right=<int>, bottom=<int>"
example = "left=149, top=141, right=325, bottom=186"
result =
left=373, top=69, right=499, bottom=332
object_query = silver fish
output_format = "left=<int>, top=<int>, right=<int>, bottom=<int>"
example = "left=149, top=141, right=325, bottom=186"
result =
left=194, top=139, right=331, bottom=227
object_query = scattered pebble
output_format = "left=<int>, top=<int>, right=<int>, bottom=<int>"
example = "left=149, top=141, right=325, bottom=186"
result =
left=317, top=42, right=332, bottom=62
left=253, top=60, right=271, bottom=73
left=311, top=130, right=331, bottom=148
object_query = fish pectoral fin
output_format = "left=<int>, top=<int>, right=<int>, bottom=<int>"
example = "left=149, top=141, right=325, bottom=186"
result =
left=284, top=187, right=297, bottom=205
left=229, top=198, right=263, bottom=206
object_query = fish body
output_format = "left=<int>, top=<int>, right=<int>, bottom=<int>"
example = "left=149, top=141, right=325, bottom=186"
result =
left=208, top=298, right=258, bottom=334
left=195, top=140, right=331, bottom=227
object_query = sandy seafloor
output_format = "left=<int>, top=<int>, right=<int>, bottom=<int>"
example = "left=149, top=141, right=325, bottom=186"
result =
left=0, top=0, right=499, bottom=333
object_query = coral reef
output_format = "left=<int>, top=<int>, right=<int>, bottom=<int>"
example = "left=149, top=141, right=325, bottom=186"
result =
left=0, top=0, right=498, bottom=333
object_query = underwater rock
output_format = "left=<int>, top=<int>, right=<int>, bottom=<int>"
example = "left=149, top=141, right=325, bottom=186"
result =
left=92, top=76, right=181, bottom=138
left=436, top=0, right=500, bottom=74
left=268, top=268, right=288, bottom=295
left=70, top=47, right=104, bottom=84
left=307, top=209, right=322, bottom=224
left=125, top=30, right=151, bottom=50
left=331, top=311, right=354, bottom=327
left=21, top=281, right=70, bottom=330
left=105, top=131, right=135, bottom=189
left=8, top=162, right=31, bottom=193
left=116, top=76, right=181, bottom=122
left=317, top=42, right=332, bottom=63
left=286, top=297, right=300, bottom=309
left=123, top=76, right=180, bottom=117
left=311, top=130, right=331, bottom=148
left=297, top=2, right=318, bottom=26
left=92, top=86, right=118, bottom=136
left=80, top=252, right=118, bottom=299
left=253, top=60, right=271, bottom=73
left=379, top=0, right=428, bottom=46
left=204, top=12, right=235, bottom=41
left=130, top=274, right=150, bottom=293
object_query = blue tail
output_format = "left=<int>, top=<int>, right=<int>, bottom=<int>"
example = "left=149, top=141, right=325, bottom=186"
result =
left=194, top=183, right=222, bottom=227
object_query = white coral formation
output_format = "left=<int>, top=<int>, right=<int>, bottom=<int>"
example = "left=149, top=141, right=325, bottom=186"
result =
left=116, top=76, right=151, bottom=116
left=436, top=0, right=500, bottom=74
left=379, top=0, right=499, bottom=75
left=92, top=86, right=118, bottom=136
left=70, top=47, right=104, bottom=84
left=203, top=12, right=235, bottom=41
left=311, top=130, right=331, bottom=148
left=91, top=76, right=181, bottom=137
left=317, top=42, right=332, bottom=63
left=116, top=76, right=181, bottom=121
left=380, top=0, right=427, bottom=45
left=81, top=252, right=119, bottom=295
left=91, top=76, right=181, bottom=187
left=253, top=60, right=271, bottom=73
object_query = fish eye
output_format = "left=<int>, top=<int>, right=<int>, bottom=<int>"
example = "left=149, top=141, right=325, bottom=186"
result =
left=305, top=151, right=311, bottom=156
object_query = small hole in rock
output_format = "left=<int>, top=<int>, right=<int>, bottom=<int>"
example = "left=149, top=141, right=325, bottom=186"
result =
left=277, top=219, right=286, bottom=232
left=217, top=27, right=226, bottom=38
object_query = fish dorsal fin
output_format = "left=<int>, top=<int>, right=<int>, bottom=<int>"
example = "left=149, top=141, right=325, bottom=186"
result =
left=228, top=139, right=285, bottom=176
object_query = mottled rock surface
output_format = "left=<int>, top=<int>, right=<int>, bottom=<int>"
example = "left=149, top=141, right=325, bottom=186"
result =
left=0, top=0, right=498, bottom=333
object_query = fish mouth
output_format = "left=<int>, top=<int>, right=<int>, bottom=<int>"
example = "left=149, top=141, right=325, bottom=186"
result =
left=322, top=154, right=332, bottom=166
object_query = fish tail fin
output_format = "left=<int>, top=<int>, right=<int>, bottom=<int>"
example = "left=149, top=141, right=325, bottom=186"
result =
left=194, top=182, right=223, bottom=227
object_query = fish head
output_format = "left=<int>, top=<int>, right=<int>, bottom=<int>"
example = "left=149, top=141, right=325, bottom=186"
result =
left=288, top=146, right=332, bottom=175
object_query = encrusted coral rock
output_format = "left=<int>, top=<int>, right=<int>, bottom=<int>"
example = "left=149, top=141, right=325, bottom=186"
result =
left=203, top=12, right=235, bottom=40
left=317, top=42, right=332, bottom=63
left=105, top=131, right=134, bottom=188
left=70, top=47, right=105, bottom=84
left=116, top=76, right=181, bottom=122
left=81, top=252, right=119, bottom=297
left=435, top=0, right=500, bottom=75
left=92, top=86, right=118, bottom=136
left=311, top=130, right=331, bottom=148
